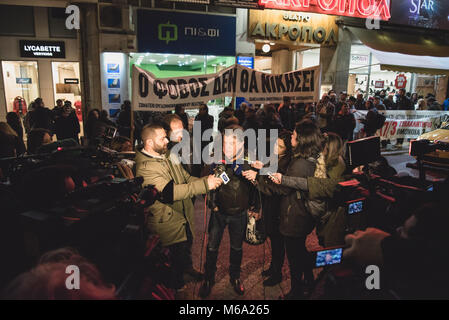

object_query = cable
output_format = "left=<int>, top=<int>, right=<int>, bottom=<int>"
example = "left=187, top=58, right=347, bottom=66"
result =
left=193, top=193, right=209, bottom=298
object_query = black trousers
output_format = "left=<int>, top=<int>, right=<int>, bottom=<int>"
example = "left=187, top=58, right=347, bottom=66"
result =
left=284, top=235, right=312, bottom=296
left=166, top=224, right=193, bottom=289
left=204, top=210, right=247, bottom=281
left=268, top=230, right=285, bottom=277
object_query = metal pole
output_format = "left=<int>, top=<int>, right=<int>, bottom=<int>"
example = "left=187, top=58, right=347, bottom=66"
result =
left=365, top=52, right=372, bottom=99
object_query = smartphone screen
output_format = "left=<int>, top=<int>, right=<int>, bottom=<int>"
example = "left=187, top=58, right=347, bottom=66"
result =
left=315, top=248, right=343, bottom=267
left=347, top=199, right=364, bottom=215
left=348, top=200, right=363, bottom=214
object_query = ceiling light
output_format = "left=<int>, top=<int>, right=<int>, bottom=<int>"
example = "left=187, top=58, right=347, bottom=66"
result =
left=262, top=44, right=271, bottom=53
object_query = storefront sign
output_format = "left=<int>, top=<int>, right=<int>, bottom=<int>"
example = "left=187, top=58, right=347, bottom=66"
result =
left=16, top=78, right=32, bottom=84
left=391, top=0, right=449, bottom=30
left=213, top=0, right=263, bottom=9
left=374, top=80, right=384, bottom=88
left=355, top=110, right=449, bottom=140
left=132, top=64, right=321, bottom=111
left=137, top=10, right=236, bottom=56
left=237, top=56, right=254, bottom=69
left=258, top=0, right=391, bottom=21
left=395, top=74, right=407, bottom=89
left=249, top=10, right=338, bottom=45
left=19, top=40, right=65, bottom=58
left=64, top=78, right=79, bottom=84
left=350, top=54, right=369, bottom=65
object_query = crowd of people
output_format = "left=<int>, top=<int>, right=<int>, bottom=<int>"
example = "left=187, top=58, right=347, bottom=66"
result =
left=1, top=89, right=448, bottom=300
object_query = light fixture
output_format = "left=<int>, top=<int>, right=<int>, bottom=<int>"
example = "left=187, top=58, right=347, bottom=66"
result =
left=269, top=42, right=275, bottom=45
left=262, top=44, right=271, bottom=53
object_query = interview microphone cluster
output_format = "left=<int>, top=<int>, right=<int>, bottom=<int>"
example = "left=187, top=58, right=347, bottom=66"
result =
left=213, top=161, right=230, bottom=185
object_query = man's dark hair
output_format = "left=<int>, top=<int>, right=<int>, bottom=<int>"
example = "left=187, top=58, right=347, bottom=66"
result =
left=292, top=119, right=323, bottom=159
left=283, top=96, right=291, bottom=103
left=27, top=129, right=51, bottom=154
left=141, top=123, right=165, bottom=142
left=175, top=105, right=184, bottom=114
left=34, top=98, right=43, bottom=107
left=163, top=114, right=182, bottom=131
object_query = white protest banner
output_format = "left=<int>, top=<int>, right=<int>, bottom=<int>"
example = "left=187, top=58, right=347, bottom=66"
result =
left=132, top=64, right=321, bottom=111
left=354, top=110, right=449, bottom=140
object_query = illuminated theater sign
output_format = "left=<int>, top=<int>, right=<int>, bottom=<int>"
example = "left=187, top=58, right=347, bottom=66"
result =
left=258, top=0, right=391, bottom=21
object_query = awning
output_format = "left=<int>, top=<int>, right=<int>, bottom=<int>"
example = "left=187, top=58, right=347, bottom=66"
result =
left=369, top=48, right=449, bottom=76
left=348, top=26, right=449, bottom=76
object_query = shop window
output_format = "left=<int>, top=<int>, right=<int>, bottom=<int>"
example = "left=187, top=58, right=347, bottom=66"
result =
left=48, top=8, right=77, bottom=39
left=51, top=62, right=82, bottom=122
left=1, top=61, right=40, bottom=114
left=0, top=5, right=34, bottom=37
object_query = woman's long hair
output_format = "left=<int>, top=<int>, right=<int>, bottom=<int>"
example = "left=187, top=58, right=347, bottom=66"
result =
left=324, top=132, right=344, bottom=167
left=277, top=129, right=292, bottom=173
left=292, top=119, right=323, bottom=159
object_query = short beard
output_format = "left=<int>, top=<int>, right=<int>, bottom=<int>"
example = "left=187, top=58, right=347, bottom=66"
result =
left=154, top=144, right=167, bottom=155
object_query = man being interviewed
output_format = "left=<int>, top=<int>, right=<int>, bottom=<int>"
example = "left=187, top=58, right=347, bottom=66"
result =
left=199, top=124, right=260, bottom=299
left=136, top=124, right=223, bottom=292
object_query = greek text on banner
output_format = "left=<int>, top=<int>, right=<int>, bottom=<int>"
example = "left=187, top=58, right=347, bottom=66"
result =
left=132, top=64, right=321, bottom=111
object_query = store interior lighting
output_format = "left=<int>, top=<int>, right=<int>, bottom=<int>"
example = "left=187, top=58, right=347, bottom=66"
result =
left=262, top=44, right=271, bottom=53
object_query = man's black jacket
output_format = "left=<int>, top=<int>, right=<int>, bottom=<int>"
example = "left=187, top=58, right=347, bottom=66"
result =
left=208, top=162, right=259, bottom=215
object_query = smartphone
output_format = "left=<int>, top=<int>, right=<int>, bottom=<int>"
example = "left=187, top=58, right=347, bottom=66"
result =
left=267, top=172, right=279, bottom=183
left=312, top=247, right=343, bottom=268
left=346, top=198, right=365, bottom=215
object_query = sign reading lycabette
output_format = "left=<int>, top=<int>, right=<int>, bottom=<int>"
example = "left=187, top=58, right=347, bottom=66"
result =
left=132, top=64, right=321, bottom=111
left=249, top=9, right=338, bottom=45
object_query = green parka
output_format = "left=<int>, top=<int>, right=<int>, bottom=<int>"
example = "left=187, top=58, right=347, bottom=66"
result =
left=135, top=149, right=209, bottom=247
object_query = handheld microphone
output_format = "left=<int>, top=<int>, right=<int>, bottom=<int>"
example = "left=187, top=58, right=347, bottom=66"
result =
left=213, top=161, right=230, bottom=185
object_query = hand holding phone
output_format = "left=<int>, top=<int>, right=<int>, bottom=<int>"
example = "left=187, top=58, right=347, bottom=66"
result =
left=268, top=172, right=281, bottom=184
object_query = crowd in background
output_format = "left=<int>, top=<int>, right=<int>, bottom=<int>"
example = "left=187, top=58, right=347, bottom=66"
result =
left=0, top=88, right=448, bottom=300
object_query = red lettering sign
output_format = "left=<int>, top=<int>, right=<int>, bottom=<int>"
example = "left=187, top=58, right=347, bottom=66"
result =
left=395, top=74, right=407, bottom=89
left=258, top=0, right=391, bottom=21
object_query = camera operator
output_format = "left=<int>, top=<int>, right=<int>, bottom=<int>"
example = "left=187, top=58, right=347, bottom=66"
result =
left=135, top=124, right=222, bottom=293
left=198, top=124, right=260, bottom=298
left=269, top=132, right=347, bottom=247
left=342, top=201, right=449, bottom=299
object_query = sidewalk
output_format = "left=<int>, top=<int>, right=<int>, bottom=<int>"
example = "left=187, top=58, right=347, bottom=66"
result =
left=178, top=197, right=322, bottom=300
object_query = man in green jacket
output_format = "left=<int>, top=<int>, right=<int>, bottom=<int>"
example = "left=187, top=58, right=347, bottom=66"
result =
left=136, top=123, right=222, bottom=291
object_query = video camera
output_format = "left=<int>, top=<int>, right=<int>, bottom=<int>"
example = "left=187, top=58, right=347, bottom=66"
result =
left=337, top=136, right=439, bottom=234
left=0, top=142, right=169, bottom=296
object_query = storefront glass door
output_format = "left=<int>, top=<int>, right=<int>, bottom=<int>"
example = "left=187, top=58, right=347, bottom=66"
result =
left=51, top=62, right=82, bottom=123
left=1, top=61, right=40, bottom=115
